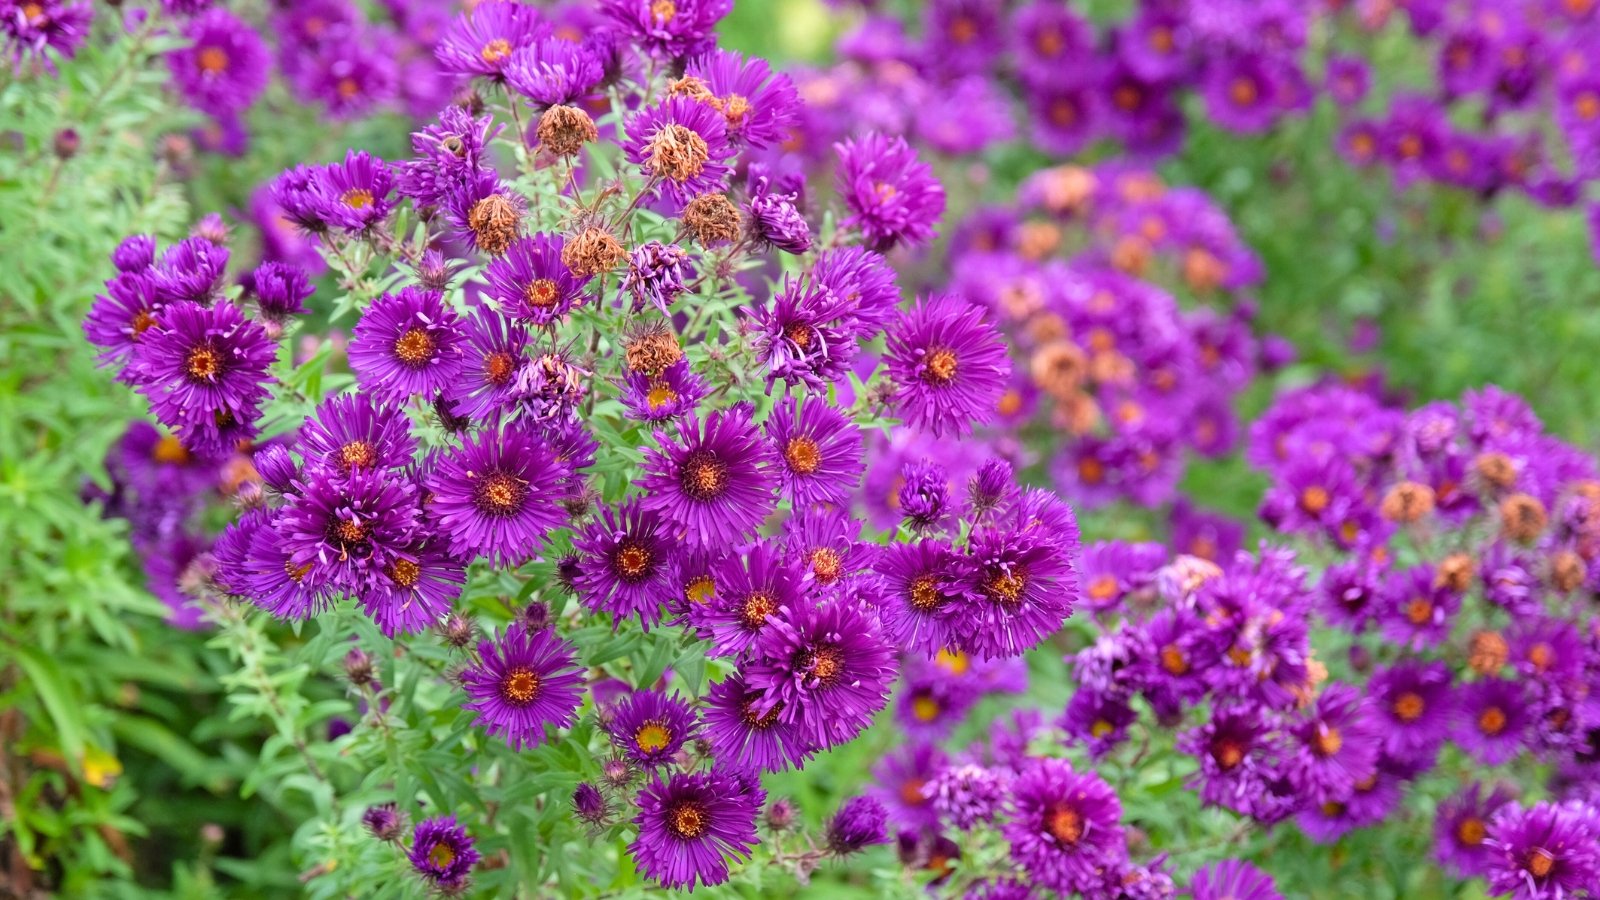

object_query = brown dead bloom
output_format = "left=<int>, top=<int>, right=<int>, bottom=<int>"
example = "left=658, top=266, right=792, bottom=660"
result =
left=467, top=192, right=521, bottom=256
left=537, top=104, right=598, bottom=157
left=682, top=193, right=741, bottom=245
left=1474, top=451, right=1518, bottom=490
left=624, top=321, right=683, bottom=376
left=1549, top=550, right=1585, bottom=593
left=1467, top=630, right=1509, bottom=676
left=1499, top=492, right=1548, bottom=543
left=1380, top=481, right=1436, bottom=524
left=1030, top=340, right=1088, bottom=399
left=562, top=226, right=626, bottom=277
left=1434, top=552, right=1475, bottom=592
left=669, top=74, right=714, bottom=103
left=646, top=124, right=710, bottom=183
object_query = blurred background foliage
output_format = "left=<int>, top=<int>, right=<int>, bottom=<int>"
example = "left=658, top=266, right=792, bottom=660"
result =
left=0, top=0, right=1595, bottom=896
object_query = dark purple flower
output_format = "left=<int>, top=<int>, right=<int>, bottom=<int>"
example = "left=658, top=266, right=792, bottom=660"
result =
left=1061, top=688, right=1137, bottom=759
left=1367, top=660, right=1454, bottom=765
left=1287, top=682, right=1380, bottom=803
left=299, top=33, right=398, bottom=121
left=886, top=294, right=1009, bottom=438
left=249, top=261, right=313, bottom=321
left=744, top=597, right=898, bottom=750
left=427, top=424, right=567, bottom=567
left=826, top=796, right=889, bottom=855
left=167, top=9, right=270, bottom=115
left=746, top=277, right=854, bottom=392
left=953, top=489, right=1080, bottom=659
left=1179, top=705, right=1283, bottom=815
left=152, top=235, right=230, bottom=306
left=600, top=0, right=730, bottom=60
left=443, top=306, right=530, bottom=420
left=702, top=671, right=814, bottom=774
left=434, top=0, right=547, bottom=82
left=869, top=741, right=948, bottom=830
left=834, top=133, right=944, bottom=252
left=133, top=300, right=276, bottom=452
left=221, top=512, right=335, bottom=618
left=1189, top=860, right=1282, bottom=900
left=362, top=802, right=404, bottom=841
left=360, top=540, right=466, bottom=638
left=623, top=95, right=736, bottom=207
left=1004, top=757, right=1125, bottom=895
left=314, top=149, right=396, bottom=234
left=764, top=396, right=862, bottom=508
left=505, top=35, right=602, bottom=106
left=84, top=272, right=164, bottom=378
left=485, top=233, right=589, bottom=325
left=297, top=392, right=416, bottom=479
left=1454, top=677, right=1532, bottom=766
left=743, top=177, right=811, bottom=254
left=620, top=358, right=707, bottom=426
left=408, top=815, right=479, bottom=892
left=899, top=458, right=951, bottom=532
left=1484, top=800, right=1600, bottom=900
left=1436, top=782, right=1518, bottom=878
left=573, top=782, right=609, bottom=826
left=348, top=286, right=468, bottom=403
left=781, top=504, right=877, bottom=590
left=278, top=467, right=420, bottom=593
left=639, top=406, right=778, bottom=548
left=396, top=106, right=500, bottom=209
left=682, top=49, right=800, bottom=149
left=1203, top=53, right=1279, bottom=133
left=461, top=623, right=584, bottom=750
left=629, top=768, right=759, bottom=892
left=621, top=241, right=693, bottom=315
left=607, top=689, right=699, bottom=768
left=875, top=539, right=963, bottom=658
left=574, top=498, right=678, bottom=631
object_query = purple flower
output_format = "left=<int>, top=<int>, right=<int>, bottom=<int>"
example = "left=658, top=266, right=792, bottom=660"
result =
left=574, top=498, right=678, bottom=631
left=898, top=458, right=951, bottom=532
left=249, top=261, right=313, bottom=321
left=686, top=539, right=805, bottom=657
left=1180, top=706, right=1283, bottom=816
left=1078, top=539, right=1166, bottom=613
left=834, top=133, right=945, bottom=252
left=1202, top=53, right=1279, bottom=133
left=953, top=489, right=1080, bottom=659
left=870, top=741, right=948, bottom=830
left=702, top=671, right=814, bottom=774
left=485, top=233, right=591, bottom=325
left=359, top=540, right=466, bottom=638
left=620, top=358, right=707, bottom=426
left=461, top=623, right=584, bottom=750
left=278, top=467, right=420, bottom=594
left=811, top=246, right=901, bottom=339
left=826, top=796, right=889, bottom=855
left=348, top=286, right=468, bottom=403
left=314, top=150, right=396, bottom=234
left=607, top=689, right=699, bottom=768
left=782, top=504, right=877, bottom=589
left=396, top=106, right=500, bottom=208
left=629, top=768, right=759, bottom=892
left=299, top=33, right=398, bottom=121
left=1325, top=54, right=1370, bottom=106
left=621, top=241, right=693, bottom=315
left=640, top=406, right=778, bottom=548
left=1453, top=677, right=1532, bottom=766
left=298, top=392, right=416, bottom=478
left=885, top=294, right=1010, bottom=438
left=443, top=306, right=531, bottom=420
left=505, top=36, right=601, bottom=106
left=875, top=540, right=965, bottom=658
left=1004, top=758, right=1125, bottom=895
left=427, top=423, right=568, bottom=566
left=1367, top=660, right=1454, bottom=765
left=601, top=0, right=730, bottom=60
left=133, top=300, right=276, bottom=453
left=1, top=0, right=91, bottom=71
left=1060, top=688, right=1137, bottom=759
left=746, top=277, right=854, bottom=392
left=167, top=10, right=270, bottom=115
left=434, top=0, right=547, bottom=82
left=925, top=763, right=1009, bottom=830
left=1436, top=782, right=1518, bottom=878
left=1485, top=800, right=1600, bottom=900
left=112, top=235, right=156, bottom=273
left=152, top=235, right=230, bottom=306
left=764, top=396, right=862, bottom=508
left=407, top=815, right=479, bottom=892
left=745, top=597, right=897, bottom=750
left=1026, top=82, right=1100, bottom=156
left=623, top=96, right=736, bottom=206
left=84, top=272, right=164, bottom=378
left=1287, top=682, right=1380, bottom=803
left=743, top=177, right=811, bottom=254
left=1189, top=860, right=1282, bottom=900
left=362, top=802, right=404, bottom=841
left=682, top=49, right=801, bottom=149
left=1380, top=562, right=1461, bottom=650
left=221, top=512, right=335, bottom=618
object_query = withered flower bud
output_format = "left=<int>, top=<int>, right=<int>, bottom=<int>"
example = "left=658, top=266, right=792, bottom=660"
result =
left=562, top=226, right=626, bottom=277
left=1499, top=493, right=1548, bottom=543
left=1380, top=481, right=1436, bottom=524
left=537, top=104, right=598, bottom=157
left=681, top=193, right=741, bottom=246
left=467, top=192, right=521, bottom=256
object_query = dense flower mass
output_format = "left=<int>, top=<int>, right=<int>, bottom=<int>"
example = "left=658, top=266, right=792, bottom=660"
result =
left=64, top=0, right=1600, bottom=897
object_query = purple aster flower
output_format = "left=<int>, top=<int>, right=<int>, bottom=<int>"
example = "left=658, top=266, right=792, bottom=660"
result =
left=621, top=241, right=693, bottom=315
left=427, top=424, right=567, bottom=567
left=348, top=286, right=468, bottom=404
left=899, top=458, right=951, bottom=532
left=1, top=0, right=91, bottom=71
left=746, top=277, right=854, bottom=392
left=434, top=0, right=547, bottom=82
left=629, top=768, right=759, bottom=892
left=314, top=149, right=395, bottom=235
left=826, top=796, right=889, bottom=855
left=834, top=133, right=945, bottom=252
left=1061, top=688, right=1137, bottom=759
left=225, top=512, right=336, bottom=618
left=885, top=294, right=1009, bottom=438
left=811, top=246, right=901, bottom=339
left=574, top=498, right=678, bottom=631
left=151, top=235, right=229, bottom=306
left=1485, top=800, right=1600, bottom=900
left=278, top=467, right=420, bottom=593
left=681, top=49, right=800, bottom=149
left=1318, top=558, right=1383, bottom=632
left=573, top=782, right=608, bottom=827
left=442, top=306, right=530, bottom=420
left=133, top=300, right=276, bottom=452
left=1189, top=860, right=1281, bottom=900
left=916, top=77, right=1015, bottom=156
left=112, top=235, right=156, bottom=273
left=685, top=539, right=803, bottom=657
left=620, top=358, right=707, bottom=426
left=362, top=802, right=404, bottom=842
left=861, top=539, right=971, bottom=657
left=1509, top=615, right=1587, bottom=684
left=298, top=32, right=398, bottom=121
left=1324, top=54, right=1370, bottom=106
left=1011, top=1, right=1093, bottom=84
left=745, top=597, right=897, bottom=750
left=953, top=489, right=1080, bottom=659
left=360, top=540, right=466, bottom=637
left=870, top=742, right=948, bottom=830
left=1367, top=660, right=1454, bottom=765
left=1378, top=564, right=1459, bottom=650
left=600, top=0, right=730, bottom=60
left=623, top=96, right=736, bottom=207
left=270, top=164, right=334, bottom=234
left=1004, top=758, right=1125, bottom=895
left=1117, top=10, right=1187, bottom=83
left=639, top=406, right=778, bottom=548
left=1202, top=53, right=1279, bottom=133
left=925, top=763, right=1010, bottom=831
left=1078, top=539, right=1166, bottom=614
left=782, top=504, right=877, bottom=590
left=396, top=106, right=500, bottom=209
left=485, top=233, right=590, bottom=325
left=1287, top=682, right=1380, bottom=803
left=505, top=36, right=601, bottom=106
left=461, top=623, right=584, bottom=750
left=298, top=392, right=416, bottom=478
left=167, top=9, right=269, bottom=115
left=702, top=671, right=814, bottom=774
left=1180, top=706, right=1283, bottom=815
left=764, top=396, right=862, bottom=507
left=1454, top=677, right=1533, bottom=766
left=248, top=261, right=313, bottom=322
left=1436, top=782, right=1519, bottom=878
left=84, top=272, right=164, bottom=379
left=607, top=689, right=699, bottom=769
left=408, top=815, right=479, bottom=892
left=743, top=177, right=811, bottom=254
left=1025, top=82, right=1100, bottom=156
